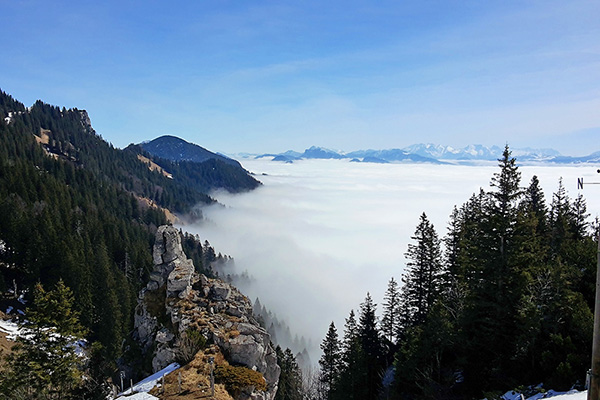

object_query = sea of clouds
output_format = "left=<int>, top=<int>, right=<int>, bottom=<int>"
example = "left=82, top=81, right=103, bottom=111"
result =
left=184, top=158, right=599, bottom=357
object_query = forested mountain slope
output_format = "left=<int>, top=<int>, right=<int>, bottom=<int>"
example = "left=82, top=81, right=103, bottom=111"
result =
left=0, top=89, right=258, bottom=395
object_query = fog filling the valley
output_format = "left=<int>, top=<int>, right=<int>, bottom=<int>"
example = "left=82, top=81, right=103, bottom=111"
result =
left=185, top=159, right=598, bottom=361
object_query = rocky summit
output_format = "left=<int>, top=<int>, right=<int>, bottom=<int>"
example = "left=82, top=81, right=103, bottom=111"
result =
left=134, top=225, right=280, bottom=400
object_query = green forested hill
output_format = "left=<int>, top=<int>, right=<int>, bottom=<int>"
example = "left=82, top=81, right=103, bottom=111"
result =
left=0, top=90, right=249, bottom=385
left=137, top=134, right=242, bottom=167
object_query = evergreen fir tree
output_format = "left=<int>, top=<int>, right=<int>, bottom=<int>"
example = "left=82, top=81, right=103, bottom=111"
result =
left=571, top=193, right=590, bottom=239
left=275, top=346, right=303, bottom=400
left=319, top=322, right=341, bottom=400
left=520, top=175, right=549, bottom=235
left=357, top=293, right=384, bottom=400
left=490, top=145, right=522, bottom=223
left=0, top=280, right=86, bottom=398
left=380, top=277, right=401, bottom=344
left=402, top=212, right=444, bottom=327
left=333, top=310, right=362, bottom=400
left=460, top=145, right=525, bottom=394
left=550, top=178, right=572, bottom=257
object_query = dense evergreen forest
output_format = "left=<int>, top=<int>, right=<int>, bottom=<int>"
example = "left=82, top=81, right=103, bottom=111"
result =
left=318, top=147, right=597, bottom=400
left=0, top=90, right=255, bottom=397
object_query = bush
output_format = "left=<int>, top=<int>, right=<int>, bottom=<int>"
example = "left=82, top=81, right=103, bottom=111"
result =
left=214, top=364, right=267, bottom=397
left=175, top=329, right=207, bottom=365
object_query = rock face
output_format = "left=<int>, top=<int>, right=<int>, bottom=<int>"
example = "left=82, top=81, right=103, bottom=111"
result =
left=148, top=225, right=194, bottom=298
left=134, top=225, right=280, bottom=400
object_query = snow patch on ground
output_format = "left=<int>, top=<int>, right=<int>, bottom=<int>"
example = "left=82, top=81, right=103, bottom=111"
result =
left=526, top=390, right=586, bottom=400
left=115, top=363, right=180, bottom=399
left=0, top=318, right=22, bottom=340
left=502, top=389, right=586, bottom=400
left=115, top=393, right=158, bottom=400
left=0, top=318, right=87, bottom=357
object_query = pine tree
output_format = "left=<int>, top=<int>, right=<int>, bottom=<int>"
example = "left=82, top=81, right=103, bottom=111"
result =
left=319, top=322, right=341, bottom=400
left=402, top=212, right=444, bottom=327
left=275, top=346, right=303, bottom=400
left=520, top=175, right=548, bottom=235
left=571, top=193, right=590, bottom=239
left=380, top=277, right=400, bottom=343
left=460, top=146, right=525, bottom=394
left=550, top=178, right=572, bottom=257
left=0, top=280, right=86, bottom=398
left=489, top=145, right=522, bottom=277
left=490, top=145, right=522, bottom=222
left=444, top=206, right=462, bottom=277
left=357, top=293, right=384, bottom=400
left=333, top=310, right=362, bottom=400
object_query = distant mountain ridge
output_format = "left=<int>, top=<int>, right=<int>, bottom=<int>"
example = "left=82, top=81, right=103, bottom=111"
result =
left=139, top=135, right=243, bottom=168
left=255, top=144, right=597, bottom=164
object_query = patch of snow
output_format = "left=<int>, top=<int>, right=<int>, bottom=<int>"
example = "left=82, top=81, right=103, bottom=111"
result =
left=115, top=393, right=158, bottom=400
left=115, top=362, right=179, bottom=399
left=503, top=390, right=525, bottom=400
left=0, top=319, right=22, bottom=340
left=17, top=309, right=25, bottom=315
left=71, top=339, right=88, bottom=357
left=525, top=390, right=585, bottom=400
left=6, top=306, right=13, bottom=314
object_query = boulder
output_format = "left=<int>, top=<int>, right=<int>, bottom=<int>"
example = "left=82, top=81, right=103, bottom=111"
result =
left=167, top=259, right=194, bottom=299
left=210, top=280, right=231, bottom=301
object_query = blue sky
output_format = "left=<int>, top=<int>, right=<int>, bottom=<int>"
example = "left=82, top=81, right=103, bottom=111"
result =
left=1, top=0, right=599, bottom=155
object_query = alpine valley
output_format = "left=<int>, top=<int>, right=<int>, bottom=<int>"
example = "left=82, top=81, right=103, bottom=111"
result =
left=0, top=90, right=598, bottom=400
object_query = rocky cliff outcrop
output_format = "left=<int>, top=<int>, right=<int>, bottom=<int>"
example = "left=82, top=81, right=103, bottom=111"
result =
left=134, top=225, right=280, bottom=400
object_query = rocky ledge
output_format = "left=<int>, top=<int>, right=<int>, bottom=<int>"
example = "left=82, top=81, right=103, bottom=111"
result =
left=133, top=225, right=280, bottom=400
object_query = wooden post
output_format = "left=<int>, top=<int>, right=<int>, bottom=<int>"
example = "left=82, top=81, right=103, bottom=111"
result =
left=587, top=169, right=600, bottom=400
left=210, top=358, right=215, bottom=398
left=589, top=233, right=600, bottom=400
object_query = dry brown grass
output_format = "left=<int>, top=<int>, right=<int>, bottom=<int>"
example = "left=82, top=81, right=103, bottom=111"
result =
left=34, top=129, right=51, bottom=145
left=0, top=313, right=16, bottom=371
left=226, top=330, right=240, bottom=339
left=137, top=154, right=173, bottom=179
left=135, top=195, right=179, bottom=224
left=148, top=347, right=234, bottom=400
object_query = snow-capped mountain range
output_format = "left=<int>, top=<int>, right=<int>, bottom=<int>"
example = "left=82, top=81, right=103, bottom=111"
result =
left=254, top=144, right=599, bottom=164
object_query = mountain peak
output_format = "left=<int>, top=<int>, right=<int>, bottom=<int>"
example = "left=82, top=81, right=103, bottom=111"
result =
left=140, top=135, right=241, bottom=167
left=302, top=146, right=344, bottom=159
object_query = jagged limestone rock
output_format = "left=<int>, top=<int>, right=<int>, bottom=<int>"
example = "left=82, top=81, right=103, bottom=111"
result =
left=152, top=225, right=183, bottom=265
left=167, top=258, right=194, bottom=299
left=133, top=225, right=280, bottom=400
left=214, top=323, right=280, bottom=392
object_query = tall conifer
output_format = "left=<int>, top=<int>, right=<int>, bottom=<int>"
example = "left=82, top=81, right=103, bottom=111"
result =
left=402, top=213, right=443, bottom=327
left=319, top=322, right=341, bottom=400
left=380, top=277, right=400, bottom=343
left=0, top=280, right=86, bottom=398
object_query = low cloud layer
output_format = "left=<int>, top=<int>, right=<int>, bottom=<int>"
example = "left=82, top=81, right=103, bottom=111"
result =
left=184, top=159, right=598, bottom=356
